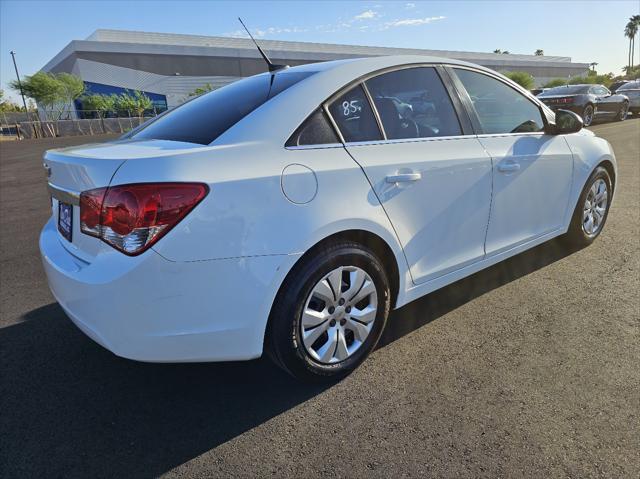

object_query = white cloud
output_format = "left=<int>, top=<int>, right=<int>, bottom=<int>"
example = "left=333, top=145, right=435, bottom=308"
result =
left=405, top=2, right=416, bottom=8
left=355, top=9, right=379, bottom=20
left=384, top=16, right=445, bottom=28
left=227, top=25, right=307, bottom=38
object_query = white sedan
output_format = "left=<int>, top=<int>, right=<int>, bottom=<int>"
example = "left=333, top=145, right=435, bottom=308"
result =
left=40, top=55, right=617, bottom=381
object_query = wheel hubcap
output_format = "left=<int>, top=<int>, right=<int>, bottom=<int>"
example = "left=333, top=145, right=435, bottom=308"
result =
left=584, top=107, right=593, bottom=125
left=582, top=178, right=608, bottom=237
left=301, top=265, right=378, bottom=364
left=620, top=104, right=628, bottom=120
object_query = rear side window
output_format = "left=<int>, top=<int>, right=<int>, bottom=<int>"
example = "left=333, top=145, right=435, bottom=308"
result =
left=132, top=71, right=314, bottom=145
left=454, top=69, right=545, bottom=134
left=286, top=108, right=339, bottom=147
left=328, top=85, right=382, bottom=143
left=365, top=67, right=462, bottom=139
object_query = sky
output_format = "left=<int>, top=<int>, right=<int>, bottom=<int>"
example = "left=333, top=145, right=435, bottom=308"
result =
left=1, top=0, right=638, bottom=103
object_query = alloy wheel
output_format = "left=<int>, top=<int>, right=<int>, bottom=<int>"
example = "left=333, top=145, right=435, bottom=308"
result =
left=582, top=178, right=608, bottom=237
left=301, top=265, right=378, bottom=364
left=583, top=105, right=594, bottom=126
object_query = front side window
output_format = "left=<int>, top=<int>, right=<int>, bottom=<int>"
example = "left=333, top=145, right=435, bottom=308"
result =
left=132, top=71, right=314, bottom=145
left=593, top=86, right=609, bottom=96
left=327, top=85, right=382, bottom=143
left=454, top=69, right=545, bottom=134
left=365, top=67, right=462, bottom=139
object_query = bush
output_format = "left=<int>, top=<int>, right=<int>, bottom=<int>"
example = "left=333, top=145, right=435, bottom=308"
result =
left=504, top=71, right=535, bottom=90
left=543, top=78, right=568, bottom=88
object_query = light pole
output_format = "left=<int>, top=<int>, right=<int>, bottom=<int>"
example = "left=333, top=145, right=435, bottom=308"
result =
left=9, top=51, right=29, bottom=114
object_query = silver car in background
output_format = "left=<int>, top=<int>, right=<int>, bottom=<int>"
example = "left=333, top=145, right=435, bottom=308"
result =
left=616, top=80, right=640, bottom=115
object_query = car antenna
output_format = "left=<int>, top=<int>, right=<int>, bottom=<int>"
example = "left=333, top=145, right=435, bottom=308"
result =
left=238, top=17, right=289, bottom=73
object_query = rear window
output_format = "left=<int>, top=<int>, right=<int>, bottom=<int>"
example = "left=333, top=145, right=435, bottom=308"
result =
left=539, top=85, right=589, bottom=96
left=132, top=71, right=314, bottom=145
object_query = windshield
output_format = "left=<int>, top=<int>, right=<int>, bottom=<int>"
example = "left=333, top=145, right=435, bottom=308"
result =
left=618, top=81, right=640, bottom=91
left=540, top=85, right=589, bottom=96
left=132, top=71, right=315, bottom=145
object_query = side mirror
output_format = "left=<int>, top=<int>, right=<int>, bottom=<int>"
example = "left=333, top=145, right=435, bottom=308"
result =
left=551, top=109, right=583, bottom=134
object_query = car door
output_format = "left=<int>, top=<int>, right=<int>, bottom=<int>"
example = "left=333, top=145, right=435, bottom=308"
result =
left=326, top=67, right=493, bottom=285
left=591, top=85, right=617, bottom=117
left=450, top=67, right=574, bottom=256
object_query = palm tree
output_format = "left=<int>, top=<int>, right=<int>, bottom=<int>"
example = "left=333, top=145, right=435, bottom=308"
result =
left=626, top=17, right=639, bottom=71
left=590, top=62, right=598, bottom=72
left=632, top=15, right=640, bottom=65
left=534, top=49, right=544, bottom=56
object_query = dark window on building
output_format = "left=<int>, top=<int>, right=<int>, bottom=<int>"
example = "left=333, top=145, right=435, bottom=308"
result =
left=328, top=85, right=382, bottom=143
left=365, top=67, right=462, bottom=139
left=132, top=71, right=315, bottom=145
left=286, top=108, right=339, bottom=147
left=454, top=69, right=545, bottom=134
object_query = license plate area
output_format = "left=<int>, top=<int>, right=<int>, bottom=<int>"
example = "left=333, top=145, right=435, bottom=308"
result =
left=58, top=202, right=73, bottom=242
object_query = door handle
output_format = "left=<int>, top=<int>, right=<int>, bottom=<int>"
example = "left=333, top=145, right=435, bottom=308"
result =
left=497, top=162, right=521, bottom=173
left=385, top=172, right=422, bottom=183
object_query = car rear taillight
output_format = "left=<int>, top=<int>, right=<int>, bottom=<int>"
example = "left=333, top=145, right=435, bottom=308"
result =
left=80, top=183, right=208, bottom=255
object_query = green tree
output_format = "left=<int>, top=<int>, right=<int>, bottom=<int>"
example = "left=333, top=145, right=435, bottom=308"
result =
left=543, top=78, right=568, bottom=88
left=9, top=71, right=84, bottom=119
left=188, top=83, right=214, bottom=97
left=493, top=49, right=502, bottom=54
left=81, top=93, right=116, bottom=117
left=534, top=49, right=544, bottom=56
left=625, top=16, right=639, bottom=71
left=0, top=89, right=25, bottom=112
left=9, top=71, right=61, bottom=117
left=504, top=71, right=535, bottom=90
left=115, top=91, right=153, bottom=118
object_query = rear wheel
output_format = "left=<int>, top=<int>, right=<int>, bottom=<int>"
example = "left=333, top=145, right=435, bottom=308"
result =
left=563, top=166, right=612, bottom=248
left=616, top=101, right=629, bottom=121
left=266, top=241, right=391, bottom=381
left=582, top=104, right=594, bottom=126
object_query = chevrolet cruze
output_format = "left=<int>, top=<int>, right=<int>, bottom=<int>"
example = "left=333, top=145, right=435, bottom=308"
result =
left=41, top=56, right=617, bottom=380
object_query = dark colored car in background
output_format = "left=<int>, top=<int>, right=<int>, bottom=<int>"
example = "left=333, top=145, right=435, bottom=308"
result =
left=615, top=80, right=640, bottom=114
left=538, top=84, right=629, bottom=126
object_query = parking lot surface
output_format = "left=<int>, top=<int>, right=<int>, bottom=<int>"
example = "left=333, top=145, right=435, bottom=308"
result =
left=1, top=121, right=638, bottom=478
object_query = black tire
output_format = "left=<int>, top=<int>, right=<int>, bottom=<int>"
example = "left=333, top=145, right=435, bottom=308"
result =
left=266, top=241, right=391, bottom=382
left=563, top=166, right=612, bottom=248
left=615, top=101, right=629, bottom=121
left=582, top=104, right=594, bottom=127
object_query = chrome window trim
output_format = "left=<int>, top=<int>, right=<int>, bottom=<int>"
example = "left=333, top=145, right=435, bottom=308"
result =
left=285, top=143, right=345, bottom=151
left=48, top=183, right=80, bottom=206
left=342, top=134, right=473, bottom=148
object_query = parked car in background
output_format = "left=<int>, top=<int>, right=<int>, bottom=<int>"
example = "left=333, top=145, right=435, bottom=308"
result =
left=40, top=56, right=617, bottom=381
left=530, top=87, right=549, bottom=96
left=615, top=80, right=640, bottom=114
left=538, top=84, right=629, bottom=126
left=609, top=80, right=628, bottom=93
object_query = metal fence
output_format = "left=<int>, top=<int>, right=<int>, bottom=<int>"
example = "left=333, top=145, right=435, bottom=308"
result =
left=1, top=109, right=164, bottom=140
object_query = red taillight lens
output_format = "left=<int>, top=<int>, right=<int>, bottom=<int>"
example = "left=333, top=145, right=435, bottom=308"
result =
left=80, top=183, right=208, bottom=255
left=80, top=187, right=107, bottom=237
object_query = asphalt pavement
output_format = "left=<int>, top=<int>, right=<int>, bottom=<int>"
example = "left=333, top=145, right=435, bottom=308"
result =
left=1, top=121, right=638, bottom=478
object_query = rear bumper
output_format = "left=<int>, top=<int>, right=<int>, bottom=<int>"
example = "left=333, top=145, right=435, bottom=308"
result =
left=40, top=218, right=299, bottom=362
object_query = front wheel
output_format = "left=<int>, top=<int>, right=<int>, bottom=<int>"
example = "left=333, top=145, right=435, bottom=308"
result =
left=563, top=166, right=612, bottom=248
left=616, top=102, right=629, bottom=121
left=266, top=241, right=391, bottom=381
left=582, top=104, right=594, bottom=126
